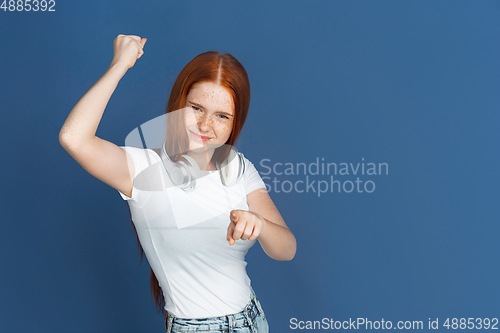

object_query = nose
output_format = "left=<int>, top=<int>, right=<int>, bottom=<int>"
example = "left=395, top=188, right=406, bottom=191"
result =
left=197, top=113, right=212, bottom=133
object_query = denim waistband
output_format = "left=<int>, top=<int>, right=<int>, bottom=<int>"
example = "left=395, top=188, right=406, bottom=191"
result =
left=165, top=286, right=265, bottom=333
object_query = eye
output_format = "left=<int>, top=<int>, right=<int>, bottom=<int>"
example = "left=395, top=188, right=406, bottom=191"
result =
left=191, top=105, right=201, bottom=112
left=218, top=114, right=229, bottom=120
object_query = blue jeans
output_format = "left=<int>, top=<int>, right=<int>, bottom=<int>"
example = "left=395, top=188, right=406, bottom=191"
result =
left=165, top=286, right=269, bottom=332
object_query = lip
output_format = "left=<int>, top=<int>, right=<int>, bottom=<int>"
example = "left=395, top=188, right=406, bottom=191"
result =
left=190, top=130, right=212, bottom=142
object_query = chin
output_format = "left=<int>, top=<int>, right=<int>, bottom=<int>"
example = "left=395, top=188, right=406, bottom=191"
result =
left=188, top=141, right=213, bottom=153
left=190, top=146, right=210, bottom=154
left=188, top=142, right=204, bottom=151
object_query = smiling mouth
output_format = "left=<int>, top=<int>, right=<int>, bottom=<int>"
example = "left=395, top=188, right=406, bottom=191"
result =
left=190, top=131, right=212, bottom=142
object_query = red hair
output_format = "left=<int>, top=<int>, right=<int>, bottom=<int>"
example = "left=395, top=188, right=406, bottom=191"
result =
left=129, top=51, right=251, bottom=314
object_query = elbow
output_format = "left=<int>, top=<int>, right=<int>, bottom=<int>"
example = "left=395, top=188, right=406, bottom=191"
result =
left=276, top=239, right=297, bottom=261
left=59, top=132, right=76, bottom=153
left=59, top=126, right=71, bottom=149
left=59, top=132, right=67, bottom=148
left=59, top=132, right=69, bottom=150
left=284, top=245, right=296, bottom=261
left=286, top=235, right=297, bottom=261
left=266, top=246, right=296, bottom=262
left=276, top=252, right=295, bottom=262
left=58, top=127, right=88, bottom=152
left=280, top=233, right=296, bottom=261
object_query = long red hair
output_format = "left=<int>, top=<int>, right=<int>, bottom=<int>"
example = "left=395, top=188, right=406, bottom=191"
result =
left=128, top=51, right=251, bottom=314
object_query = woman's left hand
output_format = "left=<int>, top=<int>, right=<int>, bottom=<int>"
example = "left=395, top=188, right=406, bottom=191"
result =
left=226, top=210, right=264, bottom=246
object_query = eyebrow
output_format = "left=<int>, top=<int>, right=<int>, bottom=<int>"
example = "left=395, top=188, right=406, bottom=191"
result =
left=187, top=100, right=234, bottom=117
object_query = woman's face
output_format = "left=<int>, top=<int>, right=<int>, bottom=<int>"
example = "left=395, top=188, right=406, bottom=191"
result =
left=184, top=81, right=235, bottom=153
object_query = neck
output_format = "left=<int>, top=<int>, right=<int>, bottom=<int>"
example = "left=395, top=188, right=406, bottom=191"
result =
left=186, top=149, right=216, bottom=171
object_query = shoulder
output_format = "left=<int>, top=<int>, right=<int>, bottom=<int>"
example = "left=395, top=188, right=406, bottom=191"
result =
left=237, top=152, right=258, bottom=179
left=236, top=151, right=267, bottom=195
left=237, top=151, right=258, bottom=171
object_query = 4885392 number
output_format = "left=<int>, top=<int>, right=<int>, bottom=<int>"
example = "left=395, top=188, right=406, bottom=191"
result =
left=443, top=318, right=498, bottom=330
left=1, top=0, right=55, bottom=11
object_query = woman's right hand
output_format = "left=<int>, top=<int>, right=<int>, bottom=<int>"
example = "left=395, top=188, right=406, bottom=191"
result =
left=110, top=34, right=147, bottom=69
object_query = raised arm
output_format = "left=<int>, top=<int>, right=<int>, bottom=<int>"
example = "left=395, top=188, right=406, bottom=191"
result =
left=59, top=34, right=147, bottom=198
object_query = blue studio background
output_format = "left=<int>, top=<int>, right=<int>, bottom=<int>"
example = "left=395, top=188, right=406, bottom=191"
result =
left=1, top=1, right=499, bottom=332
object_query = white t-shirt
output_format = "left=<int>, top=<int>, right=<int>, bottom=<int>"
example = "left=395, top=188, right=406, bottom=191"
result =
left=116, top=146, right=267, bottom=318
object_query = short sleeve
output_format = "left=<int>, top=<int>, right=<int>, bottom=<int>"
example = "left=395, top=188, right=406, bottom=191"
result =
left=117, top=146, right=161, bottom=202
left=241, top=153, right=268, bottom=196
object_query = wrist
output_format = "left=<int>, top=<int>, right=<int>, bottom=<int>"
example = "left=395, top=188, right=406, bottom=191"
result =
left=107, top=61, right=129, bottom=76
left=256, top=214, right=268, bottom=239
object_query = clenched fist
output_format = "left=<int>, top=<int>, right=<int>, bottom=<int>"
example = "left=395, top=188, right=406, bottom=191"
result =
left=110, top=34, right=147, bottom=69
left=226, top=210, right=265, bottom=246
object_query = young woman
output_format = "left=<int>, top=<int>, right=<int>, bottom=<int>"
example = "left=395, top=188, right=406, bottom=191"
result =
left=59, top=34, right=296, bottom=333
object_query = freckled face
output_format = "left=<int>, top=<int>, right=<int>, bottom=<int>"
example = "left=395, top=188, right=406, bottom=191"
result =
left=184, top=81, right=235, bottom=152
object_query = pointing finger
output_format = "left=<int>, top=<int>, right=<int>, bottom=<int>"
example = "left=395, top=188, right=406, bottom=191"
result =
left=227, top=221, right=235, bottom=246
left=230, top=210, right=239, bottom=222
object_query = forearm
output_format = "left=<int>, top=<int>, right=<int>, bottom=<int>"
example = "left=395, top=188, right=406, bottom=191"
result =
left=59, top=63, right=128, bottom=149
left=257, top=217, right=296, bottom=261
